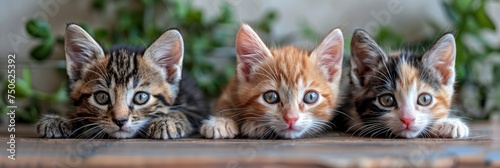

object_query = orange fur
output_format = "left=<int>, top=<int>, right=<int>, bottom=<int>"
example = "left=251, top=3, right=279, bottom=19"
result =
left=204, top=24, right=344, bottom=139
left=216, top=46, right=338, bottom=121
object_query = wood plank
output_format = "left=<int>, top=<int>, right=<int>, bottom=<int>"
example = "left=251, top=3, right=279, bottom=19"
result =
left=0, top=122, right=499, bottom=167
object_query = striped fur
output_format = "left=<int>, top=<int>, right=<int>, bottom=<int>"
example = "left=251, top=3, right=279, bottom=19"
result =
left=37, top=24, right=208, bottom=139
left=336, top=29, right=469, bottom=138
left=200, top=24, right=344, bottom=139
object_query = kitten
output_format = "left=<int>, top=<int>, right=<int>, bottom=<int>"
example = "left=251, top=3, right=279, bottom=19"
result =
left=36, top=24, right=209, bottom=139
left=200, top=24, right=344, bottom=139
left=337, top=29, right=469, bottom=138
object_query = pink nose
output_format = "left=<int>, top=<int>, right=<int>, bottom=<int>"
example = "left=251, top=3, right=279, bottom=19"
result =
left=400, top=117, right=415, bottom=127
left=284, top=116, right=299, bottom=128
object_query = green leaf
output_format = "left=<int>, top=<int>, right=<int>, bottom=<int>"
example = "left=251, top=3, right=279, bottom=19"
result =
left=50, top=84, right=69, bottom=103
left=456, top=64, right=467, bottom=81
left=25, top=19, right=52, bottom=38
left=22, top=67, right=31, bottom=85
left=30, top=39, right=54, bottom=61
left=453, top=0, right=472, bottom=13
left=142, top=0, right=154, bottom=5
left=173, top=0, right=188, bottom=20
left=94, top=28, right=109, bottom=41
left=216, top=3, right=233, bottom=23
left=92, top=0, right=105, bottom=11
left=301, top=23, right=319, bottom=42
left=474, top=3, right=496, bottom=30
left=14, top=77, right=32, bottom=98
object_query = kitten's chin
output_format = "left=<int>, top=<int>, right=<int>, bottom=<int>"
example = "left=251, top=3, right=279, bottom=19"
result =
left=108, top=126, right=137, bottom=139
left=396, top=129, right=422, bottom=138
left=392, top=124, right=427, bottom=138
left=275, top=129, right=307, bottom=139
left=109, top=130, right=136, bottom=139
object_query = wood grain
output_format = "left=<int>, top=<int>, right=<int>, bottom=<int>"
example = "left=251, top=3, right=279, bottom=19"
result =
left=1, top=122, right=499, bottom=167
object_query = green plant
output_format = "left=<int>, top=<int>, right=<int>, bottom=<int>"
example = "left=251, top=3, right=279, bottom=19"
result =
left=2, top=68, right=69, bottom=123
left=5, top=0, right=279, bottom=123
left=443, top=0, right=500, bottom=119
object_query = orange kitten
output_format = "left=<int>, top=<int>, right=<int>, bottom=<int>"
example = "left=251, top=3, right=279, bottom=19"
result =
left=200, top=24, right=344, bottom=139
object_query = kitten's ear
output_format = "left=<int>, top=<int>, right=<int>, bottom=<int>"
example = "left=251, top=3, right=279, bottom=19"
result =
left=423, top=34, right=456, bottom=89
left=311, top=28, right=344, bottom=83
left=350, top=29, right=386, bottom=86
left=235, top=23, right=272, bottom=81
left=144, top=29, right=184, bottom=84
left=65, top=24, right=105, bottom=83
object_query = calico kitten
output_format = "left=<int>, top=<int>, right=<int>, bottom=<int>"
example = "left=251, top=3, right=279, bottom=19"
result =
left=200, top=24, right=344, bottom=139
left=36, top=24, right=208, bottom=139
left=338, top=29, right=469, bottom=138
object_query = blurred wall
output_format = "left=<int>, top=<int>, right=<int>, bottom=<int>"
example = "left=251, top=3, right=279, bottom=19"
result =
left=1, top=0, right=499, bottom=91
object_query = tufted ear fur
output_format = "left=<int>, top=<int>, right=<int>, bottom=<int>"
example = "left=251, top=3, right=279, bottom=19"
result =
left=65, top=24, right=105, bottom=85
left=144, top=29, right=184, bottom=84
left=235, top=23, right=273, bottom=82
left=350, top=29, right=387, bottom=87
left=423, top=34, right=456, bottom=92
left=311, top=28, right=344, bottom=84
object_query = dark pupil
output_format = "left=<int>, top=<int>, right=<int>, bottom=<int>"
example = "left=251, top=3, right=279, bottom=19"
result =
left=422, top=95, right=429, bottom=102
left=267, top=94, right=275, bottom=101
left=100, top=94, right=106, bottom=101
left=383, top=96, right=393, bottom=105
left=139, top=94, right=145, bottom=100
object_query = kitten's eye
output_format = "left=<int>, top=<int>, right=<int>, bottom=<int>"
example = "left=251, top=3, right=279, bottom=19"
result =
left=134, top=92, right=150, bottom=105
left=263, top=91, right=279, bottom=104
left=379, top=94, right=395, bottom=107
left=94, top=91, right=110, bottom=105
left=417, top=93, right=432, bottom=106
left=303, top=91, right=319, bottom=104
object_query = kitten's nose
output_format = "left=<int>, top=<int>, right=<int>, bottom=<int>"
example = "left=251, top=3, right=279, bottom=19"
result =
left=400, top=117, right=415, bottom=127
left=112, top=117, right=128, bottom=127
left=284, top=116, right=299, bottom=128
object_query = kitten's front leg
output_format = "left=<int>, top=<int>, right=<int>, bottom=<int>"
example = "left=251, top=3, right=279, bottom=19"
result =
left=429, top=118, right=469, bottom=138
left=36, top=114, right=73, bottom=138
left=147, top=111, right=193, bottom=139
left=200, top=116, right=239, bottom=139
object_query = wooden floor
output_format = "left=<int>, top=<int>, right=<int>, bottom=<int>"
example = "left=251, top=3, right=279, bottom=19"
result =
left=1, top=121, right=499, bottom=168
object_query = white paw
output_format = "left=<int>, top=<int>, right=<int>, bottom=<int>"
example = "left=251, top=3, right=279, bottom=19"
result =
left=200, top=116, right=238, bottom=139
left=431, top=118, right=469, bottom=138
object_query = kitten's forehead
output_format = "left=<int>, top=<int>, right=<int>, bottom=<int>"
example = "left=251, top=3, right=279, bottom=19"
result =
left=370, top=51, right=441, bottom=92
left=268, top=46, right=314, bottom=84
left=107, top=48, right=142, bottom=84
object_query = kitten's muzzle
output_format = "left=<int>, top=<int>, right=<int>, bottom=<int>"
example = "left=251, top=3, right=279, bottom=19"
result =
left=112, top=117, right=128, bottom=127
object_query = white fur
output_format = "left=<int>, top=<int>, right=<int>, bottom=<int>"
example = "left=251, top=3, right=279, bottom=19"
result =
left=430, top=118, right=469, bottom=138
left=200, top=116, right=239, bottom=139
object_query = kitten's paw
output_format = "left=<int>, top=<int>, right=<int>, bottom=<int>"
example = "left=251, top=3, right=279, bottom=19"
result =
left=36, top=114, right=72, bottom=138
left=200, top=116, right=238, bottom=139
left=147, top=112, right=193, bottom=140
left=431, top=118, right=469, bottom=138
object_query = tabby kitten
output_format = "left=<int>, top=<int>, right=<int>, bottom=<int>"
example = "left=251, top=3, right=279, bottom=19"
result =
left=338, top=29, right=469, bottom=138
left=200, top=24, right=344, bottom=139
left=36, top=24, right=208, bottom=139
